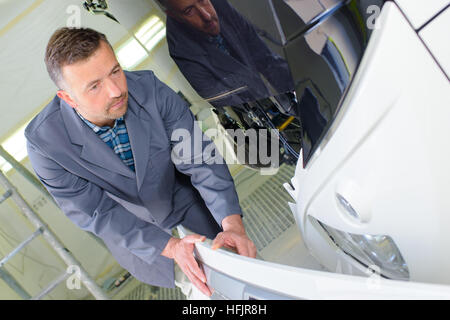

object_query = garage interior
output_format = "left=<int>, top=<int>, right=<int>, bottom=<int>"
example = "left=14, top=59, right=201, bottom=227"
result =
left=0, top=0, right=319, bottom=300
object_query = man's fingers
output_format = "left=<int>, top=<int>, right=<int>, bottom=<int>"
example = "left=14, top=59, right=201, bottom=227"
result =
left=211, top=232, right=224, bottom=250
left=186, top=254, right=207, bottom=283
left=242, top=239, right=257, bottom=258
left=173, top=233, right=212, bottom=296
left=184, top=266, right=212, bottom=296
left=248, top=241, right=257, bottom=258
left=235, top=240, right=250, bottom=257
left=212, top=232, right=257, bottom=258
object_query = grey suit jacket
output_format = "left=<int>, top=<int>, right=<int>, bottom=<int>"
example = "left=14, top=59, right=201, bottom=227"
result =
left=25, top=70, right=242, bottom=288
left=166, top=0, right=294, bottom=107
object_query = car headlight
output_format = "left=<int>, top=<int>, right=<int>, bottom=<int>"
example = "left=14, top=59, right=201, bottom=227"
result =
left=314, top=218, right=410, bottom=280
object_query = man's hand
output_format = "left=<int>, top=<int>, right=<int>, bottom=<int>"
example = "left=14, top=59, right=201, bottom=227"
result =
left=161, top=234, right=212, bottom=296
left=212, top=214, right=257, bottom=258
left=161, top=215, right=255, bottom=297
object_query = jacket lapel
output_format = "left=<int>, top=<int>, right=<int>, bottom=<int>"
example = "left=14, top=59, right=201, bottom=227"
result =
left=205, top=45, right=252, bottom=79
left=60, top=99, right=135, bottom=180
left=123, top=93, right=151, bottom=191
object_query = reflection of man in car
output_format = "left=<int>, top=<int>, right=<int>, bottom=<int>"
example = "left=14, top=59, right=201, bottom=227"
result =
left=158, top=0, right=295, bottom=107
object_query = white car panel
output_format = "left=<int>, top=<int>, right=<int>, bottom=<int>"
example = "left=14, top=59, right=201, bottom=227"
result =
left=178, top=226, right=450, bottom=299
left=419, top=6, right=450, bottom=77
left=289, top=1, right=450, bottom=285
left=395, top=0, right=449, bottom=29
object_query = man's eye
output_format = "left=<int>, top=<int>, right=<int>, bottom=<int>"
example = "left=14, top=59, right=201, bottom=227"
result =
left=184, top=8, right=193, bottom=16
left=113, top=69, right=120, bottom=74
left=90, top=84, right=98, bottom=91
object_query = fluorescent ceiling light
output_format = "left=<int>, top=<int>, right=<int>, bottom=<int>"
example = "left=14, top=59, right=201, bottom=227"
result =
left=116, top=15, right=166, bottom=69
left=117, top=38, right=147, bottom=69
left=135, top=16, right=160, bottom=39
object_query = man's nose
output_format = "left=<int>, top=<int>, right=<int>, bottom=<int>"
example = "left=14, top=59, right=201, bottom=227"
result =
left=105, top=77, right=121, bottom=98
left=198, top=7, right=212, bottom=21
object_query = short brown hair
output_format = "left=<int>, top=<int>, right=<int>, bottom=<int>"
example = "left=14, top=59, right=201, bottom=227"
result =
left=45, top=27, right=111, bottom=89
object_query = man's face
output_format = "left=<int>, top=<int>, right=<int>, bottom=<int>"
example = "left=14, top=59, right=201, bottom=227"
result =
left=57, top=40, right=128, bottom=127
left=166, top=0, right=220, bottom=36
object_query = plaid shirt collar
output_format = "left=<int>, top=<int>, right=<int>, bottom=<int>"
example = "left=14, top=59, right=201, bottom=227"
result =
left=75, top=109, right=124, bottom=134
left=74, top=108, right=135, bottom=172
left=207, top=33, right=230, bottom=55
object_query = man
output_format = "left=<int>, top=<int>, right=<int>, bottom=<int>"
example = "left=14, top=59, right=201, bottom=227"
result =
left=161, top=0, right=295, bottom=107
left=25, top=27, right=256, bottom=297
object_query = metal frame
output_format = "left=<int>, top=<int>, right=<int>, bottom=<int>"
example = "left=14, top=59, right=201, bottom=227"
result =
left=0, top=169, right=109, bottom=300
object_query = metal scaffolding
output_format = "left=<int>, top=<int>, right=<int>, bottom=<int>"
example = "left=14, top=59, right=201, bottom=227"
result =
left=0, top=163, right=109, bottom=299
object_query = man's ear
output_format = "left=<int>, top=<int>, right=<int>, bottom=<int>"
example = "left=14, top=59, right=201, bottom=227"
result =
left=56, top=90, right=77, bottom=109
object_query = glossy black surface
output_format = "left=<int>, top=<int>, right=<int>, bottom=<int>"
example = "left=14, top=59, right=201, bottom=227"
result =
left=163, top=0, right=385, bottom=167
left=277, top=0, right=385, bottom=166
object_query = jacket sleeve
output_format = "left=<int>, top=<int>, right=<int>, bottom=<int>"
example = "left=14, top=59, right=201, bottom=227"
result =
left=26, top=139, right=172, bottom=265
left=151, top=74, right=243, bottom=226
